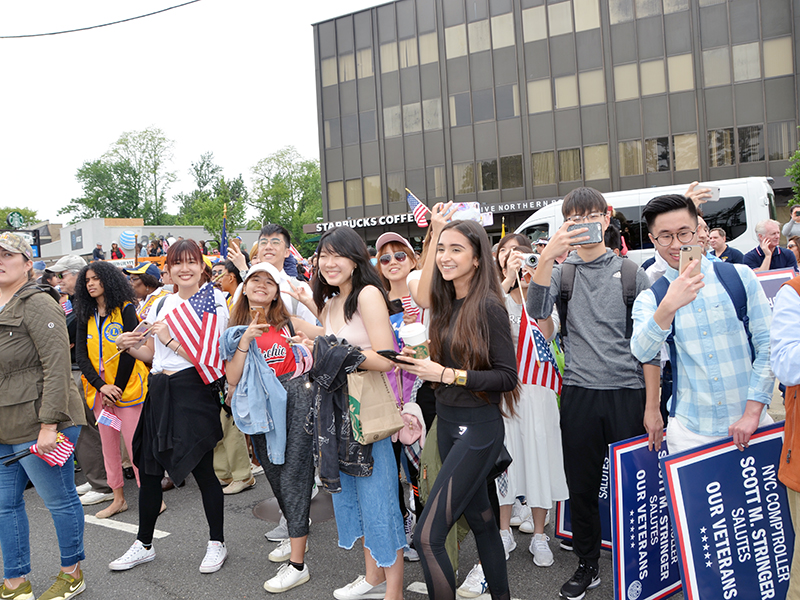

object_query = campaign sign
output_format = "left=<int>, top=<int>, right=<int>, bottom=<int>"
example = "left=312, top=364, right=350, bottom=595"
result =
left=756, top=268, right=796, bottom=310
left=555, top=454, right=612, bottom=550
left=661, top=422, right=794, bottom=600
left=610, top=434, right=681, bottom=600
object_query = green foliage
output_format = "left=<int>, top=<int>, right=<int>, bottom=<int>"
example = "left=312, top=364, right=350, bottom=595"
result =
left=786, top=139, right=800, bottom=207
left=59, top=159, right=143, bottom=222
left=0, top=207, right=39, bottom=228
left=177, top=176, right=248, bottom=242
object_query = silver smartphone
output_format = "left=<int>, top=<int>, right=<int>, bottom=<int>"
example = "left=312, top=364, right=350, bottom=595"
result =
left=567, top=221, right=603, bottom=245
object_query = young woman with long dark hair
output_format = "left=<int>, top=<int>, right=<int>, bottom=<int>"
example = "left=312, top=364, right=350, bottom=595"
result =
left=397, top=214, right=519, bottom=600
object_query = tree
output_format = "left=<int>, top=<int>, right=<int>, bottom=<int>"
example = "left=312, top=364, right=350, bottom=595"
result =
left=0, top=207, right=39, bottom=227
left=250, top=146, right=322, bottom=256
left=787, top=143, right=800, bottom=207
left=177, top=175, right=248, bottom=243
left=59, top=159, right=144, bottom=222
left=190, top=152, right=223, bottom=192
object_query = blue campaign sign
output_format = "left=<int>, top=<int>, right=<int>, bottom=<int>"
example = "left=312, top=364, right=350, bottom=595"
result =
left=555, top=454, right=612, bottom=550
left=756, top=268, right=797, bottom=310
left=610, top=434, right=681, bottom=600
left=661, top=422, right=794, bottom=600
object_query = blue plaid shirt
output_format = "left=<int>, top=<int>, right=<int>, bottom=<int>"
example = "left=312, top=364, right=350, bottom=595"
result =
left=631, top=257, right=773, bottom=436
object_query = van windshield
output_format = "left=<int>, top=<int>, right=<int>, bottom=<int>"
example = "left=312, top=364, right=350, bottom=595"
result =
left=521, top=223, right=549, bottom=244
left=700, top=196, right=746, bottom=241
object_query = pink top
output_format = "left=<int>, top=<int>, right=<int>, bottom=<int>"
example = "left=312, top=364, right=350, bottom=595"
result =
left=325, top=306, right=371, bottom=351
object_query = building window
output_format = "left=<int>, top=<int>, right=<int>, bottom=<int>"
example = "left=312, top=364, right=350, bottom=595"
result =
left=528, top=80, right=553, bottom=113
left=708, top=128, right=735, bottom=167
left=403, top=103, right=422, bottom=133
left=324, top=119, right=341, bottom=149
left=702, top=48, right=731, bottom=87
left=574, top=0, right=601, bottom=32
left=419, top=32, right=439, bottom=64
left=496, top=84, right=520, bottom=120
left=532, top=151, right=556, bottom=185
left=328, top=181, right=345, bottom=210
left=584, top=145, right=609, bottom=180
left=357, top=48, right=373, bottom=79
left=738, top=125, right=764, bottom=163
left=427, top=165, right=446, bottom=198
left=381, top=42, right=399, bottom=73
left=342, top=114, right=359, bottom=146
left=673, top=133, right=699, bottom=170
left=522, top=6, right=547, bottom=43
left=645, top=137, right=671, bottom=172
left=667, top=54, right=694, bottom=92
left=579, top=70, right=606, bottom=105
left=364, top=175, right=381, bottom=205
left=732, top=43, right=761, bottom=82
left=384, top=106, right=402, bottom=137
left=558, top=149, right=582, bottom=182
left=399, top=38, right=419, bottom=68
left=768, top=121, right=797, bottom=161
left=468, top=20, right=491, bottom=53
left=619, top=140, right=643, bottom=176
left=554, top=75, right=579, bottom=109
left=446, top=24, right=468, bottom=58
left=360, top=111, right=377, bottom=142
left=387, top=172, right=404, bottom=202
left=635, top=0, right=661, bottom=18
left=549, top=2, right=573, bottom=36
left=764, top=37, right=793, bottom=78
left=346, top=179, right=363, bottom=208
left=663, top=0, right=688, bottom=12
left=500, top=155, right=523, bottom=189
left=423, top=98, right=443, bottom=130
left=321, top=57, right=337, bottom=87
left=454, top=162, right=475, bottom=194
left=473, top=89, right=495, bottom=122
left=609, top=0, right=634, bottom=24
left=640, top=60, right=666, bottom=96
left=478, top=159, right=499, bottom=191
left=450, top=92, right=472, bottom=126
left=614, top=64, right=639, bottom=101
left=339, top=54, right=356, bottom=83
left=491, top=13, right=515, bottom=49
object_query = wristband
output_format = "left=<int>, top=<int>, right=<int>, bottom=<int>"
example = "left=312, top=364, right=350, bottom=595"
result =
left=236, top=345, right=248, bottom=353
left=440, top=367, right=446, bottom=383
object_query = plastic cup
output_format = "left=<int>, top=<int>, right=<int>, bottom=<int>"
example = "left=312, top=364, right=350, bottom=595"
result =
left=399, top=323, right=430, bottom=361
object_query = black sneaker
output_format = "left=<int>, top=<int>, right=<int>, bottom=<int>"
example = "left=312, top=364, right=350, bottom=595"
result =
left=559, top=560, right=600, bottom=599
left=560, top=538, right=574, bottom=551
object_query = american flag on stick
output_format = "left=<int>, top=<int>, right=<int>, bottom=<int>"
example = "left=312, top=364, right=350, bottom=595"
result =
left=98, top=409, right=122, bottom=431
left=405, top=189, right=430, bottom=227
left=516, top=305, right=562, bottom=395
left=164, top=283, right=224, bottom=384
left=289, top=243, right=304, bottom=261
left=31, top=433, right=75, bottom=467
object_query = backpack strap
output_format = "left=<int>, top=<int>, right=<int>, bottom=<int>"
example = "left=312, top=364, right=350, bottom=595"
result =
left=559, top=263, right=576, bottom=337
left=620, top=258, right=639, bottom=339
left=712, top=261, right=755, bottom=363
left=650, top=276, right=679, bottom=416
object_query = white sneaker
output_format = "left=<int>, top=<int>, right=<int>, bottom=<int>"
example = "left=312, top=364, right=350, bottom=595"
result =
left=530, top=533, right=554, bottom=567
left=75, top=482, right=92, bottom=495
left=403, top=546, right=420, bottom=562
left=457, top=563, right=487, bottom=598
left=500, top=528, right=517, bottom=560
left=251, top=462, right=264, bottom=476
left=519, top=511, right=535, bottom=534
left=403, top=511, right=416, bottom=544
left=264, top=563, right=310, bottom=593
left=268, top=538, right=309, bottom=563
left=266, top=515, right=289, bottom=541
left=333, top=575, right=387, bottom=600
left=80, top=490, right=114, bottom=505
left=109, top=540, right=155, bottom=571
left=509, top=498, right=526, bottom=527
left=310, top=480, right=319, bottom=501
left=199, top=541, right=227, bottom=573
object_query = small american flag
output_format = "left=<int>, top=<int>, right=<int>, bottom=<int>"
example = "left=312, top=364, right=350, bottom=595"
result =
left=30, top=433, right=75, bottom=467
left=289, top=244, right=303, bottom=261
left=61, top=298, right=73, bottom=316
left=400, top=295, right=420, bottom=321
left=98, top=409, right=122, bottom=431
left=405, top=189, right=430, bottom=227
left=164, top=283, right=224, bottom=384
left=517, top=306, right=562, bottom=394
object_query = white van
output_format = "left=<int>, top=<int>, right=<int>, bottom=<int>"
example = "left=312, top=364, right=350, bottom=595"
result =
left=514, top=177, right=777, bottom=266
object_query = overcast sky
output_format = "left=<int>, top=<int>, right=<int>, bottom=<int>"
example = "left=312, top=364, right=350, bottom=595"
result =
left=0, top=0, right=378, bottom=223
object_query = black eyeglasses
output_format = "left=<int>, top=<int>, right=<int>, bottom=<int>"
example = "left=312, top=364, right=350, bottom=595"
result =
left=379, top=251, right=408, bottom=265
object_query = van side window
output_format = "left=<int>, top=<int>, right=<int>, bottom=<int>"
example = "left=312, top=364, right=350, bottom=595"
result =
left=523, top=224, right=550, bottom=244
left=613, top=206, right=645, bottom=250
left=700, top=196, right=746, bottom=241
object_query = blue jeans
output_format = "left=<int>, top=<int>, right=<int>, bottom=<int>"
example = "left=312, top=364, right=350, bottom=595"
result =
left=0, top=426, right=85, bottom=579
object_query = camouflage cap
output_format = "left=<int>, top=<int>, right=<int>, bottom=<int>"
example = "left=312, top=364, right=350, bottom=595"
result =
left=0, top=232, right=33, bottom=259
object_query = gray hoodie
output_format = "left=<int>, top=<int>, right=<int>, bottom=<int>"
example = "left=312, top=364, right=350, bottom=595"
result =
left=526, top=249, right=656, bottom=390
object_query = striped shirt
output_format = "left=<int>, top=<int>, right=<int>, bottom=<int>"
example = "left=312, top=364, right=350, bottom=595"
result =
left=631, top=257, right=774, bottom=437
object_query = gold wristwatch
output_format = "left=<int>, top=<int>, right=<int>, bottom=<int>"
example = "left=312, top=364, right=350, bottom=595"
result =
left=454, top=369, right=468, bottom=386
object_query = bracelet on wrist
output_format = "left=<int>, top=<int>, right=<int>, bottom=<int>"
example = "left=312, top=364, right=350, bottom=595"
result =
left=236, top=345, right=248, bottom=353
left=440, top=367, right=446, bottom=383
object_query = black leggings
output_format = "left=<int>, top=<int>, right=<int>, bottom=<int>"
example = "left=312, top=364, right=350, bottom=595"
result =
left=413, top=403, right=508, bottom=600
left=137, top=449, right=223, bottom=545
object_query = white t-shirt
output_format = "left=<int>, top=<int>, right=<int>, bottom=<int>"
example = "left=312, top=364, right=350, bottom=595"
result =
left=151, top=287, right=230, bottom=373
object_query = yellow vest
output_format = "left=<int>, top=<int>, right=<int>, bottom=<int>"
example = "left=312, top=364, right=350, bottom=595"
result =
left=137, top=288, right=170, bottom=321
left=82, top=303, right=149, bottom=409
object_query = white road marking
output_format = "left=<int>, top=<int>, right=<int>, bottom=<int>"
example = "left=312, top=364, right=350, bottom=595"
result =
left=406, top=581, right=520, bottom=600
left=85, top=515, right=170, bottom=539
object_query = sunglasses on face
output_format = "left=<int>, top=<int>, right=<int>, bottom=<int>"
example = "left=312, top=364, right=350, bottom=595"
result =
left=379, top=251, right=408, bottom=265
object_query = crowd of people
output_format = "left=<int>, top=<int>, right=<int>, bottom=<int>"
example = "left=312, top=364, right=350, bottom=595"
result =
left=1, top=187, right=799, bottom=600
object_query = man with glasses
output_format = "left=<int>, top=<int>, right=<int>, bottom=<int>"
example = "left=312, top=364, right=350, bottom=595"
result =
left=527, top=187, right=661, bottom=600
left=631, top=195, right=773, bottom=456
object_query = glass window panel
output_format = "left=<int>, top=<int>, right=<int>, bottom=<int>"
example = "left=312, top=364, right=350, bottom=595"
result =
left=738, top=125, right=764, bottom=163
left=584, top=144, right=609, bottom=179
left=703, top=48, right=731, bottom=87
left=768, top=121, right=797, bottom=161
left=574, top=0, right=600, bottom=31
left=554, top=75, right=579, bottom=109
left=328, top=181, right=345, bottom=210
left=356, top=48, right=373, bottom=79
left=468, top=20, right=491, bottom=52
left=473, top=88, right=495, bottom=122
left=609, top=0, right=634, bottom=24
left=339, top=54, right=356, bottom=83
left=321, top=57, right=337, bottom=87
left=764, top=37, right=793, bottom=78
left=663, top=0, right=688, bottom=12
left=522, top=6, right=547, bottom=43
left=579, top=70, right=606, bottom=105
left=364, top=175, right=381, bottom=206
left=732, top=43, right=761, bottom=82
left=387, top=172, right=405, bottom=203
left=449, top=92, right=472, bottom=126
left=614, top=64, right=639, bottom=101
left=635, top=0, right=661, bottom=18
left=399, top=38, right=419, bottom=68
left=491, top=13, right=515, bottom=49
left=667, top=54, right=694, bottom=92
left=640, top=60, right=666, bottom=96
left=548, top=2, right=573, bottom=37
left=381, top=42, right=399, bottom=73
left=528, top=79, right=553, bottom=113
left=403, top=102, right=423, bottom=133
left=427, top=165, right=447, bottom=198
left=500, top=155, right=524, bottom=188
left=708, top=128, right=735, bottom=167
left=342, top=114, right=359, bottom=146
left=619, top=140, right=643, bottom=176
left=360, top=111, right=377, bottom=142
left=532, top=151, right=556, bottom=185
left=446, top=24, right=468, bottom=58
left=673, top=133, right=699, bottom=170
left=558, top=148, right=582, bottom=182
left=419, top=32, right=439, bottom=64
left=454, top=162, right=476, bottom=194
left=324, top=118, right=341, bottom=149
left=478, top=159, right=499, bottom=191
left=496, top=84, right=520, bottom=119
left=423, top=98, right=443, bottom=130
left=699, top=0, right=724, bottom=5
left=384, top=106, right=403, bottom=137
left=346, top=179, right=363, bottom=208
left=645, top=137, right=671, bottom=172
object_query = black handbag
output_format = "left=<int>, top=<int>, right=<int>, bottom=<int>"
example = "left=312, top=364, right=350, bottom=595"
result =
left=488, top=444, right=513, bottom=480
